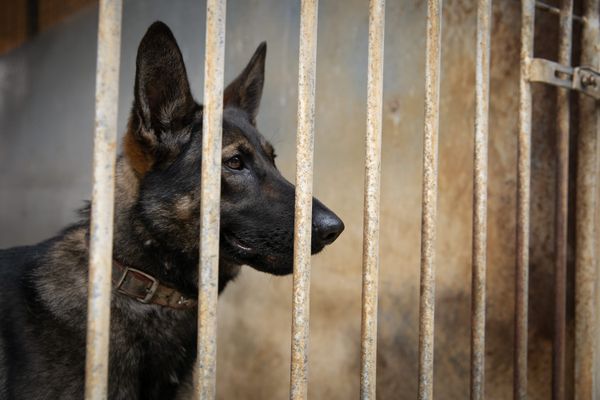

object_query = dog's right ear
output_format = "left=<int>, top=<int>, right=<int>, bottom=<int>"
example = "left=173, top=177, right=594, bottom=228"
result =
left=125, top=21, right=198, bottom=176
left=223, top=42, right=266, bottom=125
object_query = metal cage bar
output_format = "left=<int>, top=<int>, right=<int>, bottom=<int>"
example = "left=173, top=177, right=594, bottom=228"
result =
left=470, top=1, right=491, bottom=399
left=515, top=1, right=534, bottom=399
left=417, top=1, right=442, bottom=399
left=84, top=0, right=122, bottom=398
left=359, top=0, right=385, bottom=399
left=289, top=1, right=318, bottom=399
left=195, top=0, right=227, bottom=398
left=553, top=1, right=573, bottom=399
left=535, top=0, right=583, bottom=22
left=575, top=0, right=599, bottom=398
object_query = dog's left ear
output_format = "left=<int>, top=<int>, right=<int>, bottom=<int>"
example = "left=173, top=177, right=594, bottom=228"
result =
left=224, top=42, right=266, bottom=124
left=125, top=21, right=198, bottom=176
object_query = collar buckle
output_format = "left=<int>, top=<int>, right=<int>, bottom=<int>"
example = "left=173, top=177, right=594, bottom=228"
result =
left=115, top=266, right=160, bottom=304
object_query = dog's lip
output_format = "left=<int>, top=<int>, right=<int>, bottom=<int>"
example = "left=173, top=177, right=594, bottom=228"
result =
left=223, top=233, right=255, bottom=254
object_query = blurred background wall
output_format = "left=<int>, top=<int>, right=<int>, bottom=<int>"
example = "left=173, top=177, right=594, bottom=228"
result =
left=0, top=0, right=97, bottom=54
left=0, top=0, right=580, bottom=398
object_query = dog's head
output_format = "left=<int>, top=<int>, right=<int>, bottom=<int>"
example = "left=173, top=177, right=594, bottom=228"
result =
left=124, top=22, right=343, bottom=276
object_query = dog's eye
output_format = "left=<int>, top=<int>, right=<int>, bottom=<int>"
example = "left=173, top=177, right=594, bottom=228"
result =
left=225, top=156, right=244, bottom=170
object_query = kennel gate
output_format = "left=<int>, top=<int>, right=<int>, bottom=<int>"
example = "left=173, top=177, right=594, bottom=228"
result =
left=84, top=0, right=600, bottom=399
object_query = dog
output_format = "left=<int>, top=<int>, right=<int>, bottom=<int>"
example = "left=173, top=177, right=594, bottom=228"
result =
left=0, top=21, right=344, bottom=399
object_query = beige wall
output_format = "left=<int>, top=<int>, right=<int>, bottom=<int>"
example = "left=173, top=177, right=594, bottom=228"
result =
left=0, top=0, right=574, bottom=398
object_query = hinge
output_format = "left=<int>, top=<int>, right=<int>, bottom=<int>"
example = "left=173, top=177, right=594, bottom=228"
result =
left=528, top=58, right=600, bottom=100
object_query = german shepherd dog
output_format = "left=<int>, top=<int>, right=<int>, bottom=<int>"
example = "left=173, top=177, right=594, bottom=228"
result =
left=0, top=22, right=344, bottom=399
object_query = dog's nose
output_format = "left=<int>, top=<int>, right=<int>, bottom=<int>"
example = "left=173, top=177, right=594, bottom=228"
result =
left=313, top=211, right=345, bottom=246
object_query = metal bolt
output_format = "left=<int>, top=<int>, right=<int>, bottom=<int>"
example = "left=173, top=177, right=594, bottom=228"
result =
left=581, top=73, right=597, bottom=87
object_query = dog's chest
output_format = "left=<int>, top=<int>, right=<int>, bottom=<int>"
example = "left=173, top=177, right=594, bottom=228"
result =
left=109, top=307, right=197, bottom=399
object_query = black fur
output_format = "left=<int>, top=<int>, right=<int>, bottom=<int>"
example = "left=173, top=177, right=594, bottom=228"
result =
left=0, top=21, right=343, bottom=399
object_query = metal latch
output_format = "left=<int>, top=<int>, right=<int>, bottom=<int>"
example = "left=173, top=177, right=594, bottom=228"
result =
left=528, top=58, right=600, bottom=100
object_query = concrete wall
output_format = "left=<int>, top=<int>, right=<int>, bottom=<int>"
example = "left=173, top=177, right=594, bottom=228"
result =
left=0, top=0, right=565, bottom=398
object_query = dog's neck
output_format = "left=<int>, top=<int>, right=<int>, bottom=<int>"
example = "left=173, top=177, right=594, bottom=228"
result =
left=84, top=157, right=241, bottom=296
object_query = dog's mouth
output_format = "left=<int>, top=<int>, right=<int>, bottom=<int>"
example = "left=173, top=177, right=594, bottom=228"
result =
left=223, top=233, right=255, bottom=255
left=220, top=231, right=293, bottom=275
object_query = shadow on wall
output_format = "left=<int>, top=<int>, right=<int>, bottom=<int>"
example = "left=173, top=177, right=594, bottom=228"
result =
left=0, top=0, right=564, bottom=398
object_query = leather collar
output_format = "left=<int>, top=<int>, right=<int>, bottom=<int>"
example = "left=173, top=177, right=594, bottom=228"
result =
left=112, top=260, right=197, bottom=310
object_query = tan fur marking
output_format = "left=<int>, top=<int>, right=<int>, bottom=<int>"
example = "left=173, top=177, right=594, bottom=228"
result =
left=123, top=129, right=153, bottom=176
left=175, top=195, right=194, bottom=220
left=115, top=158, right=140, bottom=206
left=222, top=137, right=253, bottom=159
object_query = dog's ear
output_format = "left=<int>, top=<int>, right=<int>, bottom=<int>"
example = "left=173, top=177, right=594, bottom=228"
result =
left=125, top=21, right=198, bottom=175
left=223, top=42, right=266, bottom=124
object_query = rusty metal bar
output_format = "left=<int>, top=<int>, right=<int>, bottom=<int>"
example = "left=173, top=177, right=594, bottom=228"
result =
left=470, top=0, right=491, bottom=399
left=417, top=1, right=442, bottom=399
left=515, top=1, right=534, bottom=399
left=289, top=1, right=318, bottom=399
left=84, top=0, right=122, bottom=399
left=575, top=0, right=599, bottom=398
left=535, top=0, right=584, bottom=22
left=194, top=0, right=226, bottom=398
left=553, top=1, right=573, bottom=399
left=359, top=0, right=385, bottom=399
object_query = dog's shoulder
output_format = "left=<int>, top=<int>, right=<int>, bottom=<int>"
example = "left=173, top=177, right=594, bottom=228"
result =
left=0, top=242, right=48, bottom=294
left=0, top=223, right=89, bottom=326
left=0, top=241, right=51, bottom=399
left=0, top=224, right=82, bottom=284
left=0, top=226, right=90, bottom=399
left=0, top=234, right=62, bottom=331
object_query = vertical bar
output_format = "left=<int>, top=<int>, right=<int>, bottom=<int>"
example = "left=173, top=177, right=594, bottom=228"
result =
left=575, top=0, right=599, bottom=398
left=290, top=0, right=319, bottom=400
left=515, top=1, right=534, bottom=399
left=417, top=1, right=442, bottom=399
left=533, top=1, right=583, bottom=23
left=84, top=0, right=122, bottom=399
left=360, top=0, right=385, bottom=399
left=289, top=1, right=318, bottom=399
left=470, top=0, right=491, bottom=399
left=553, top=1, right=573, bottom=399
left=195, top=0, right=226, bottom=398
